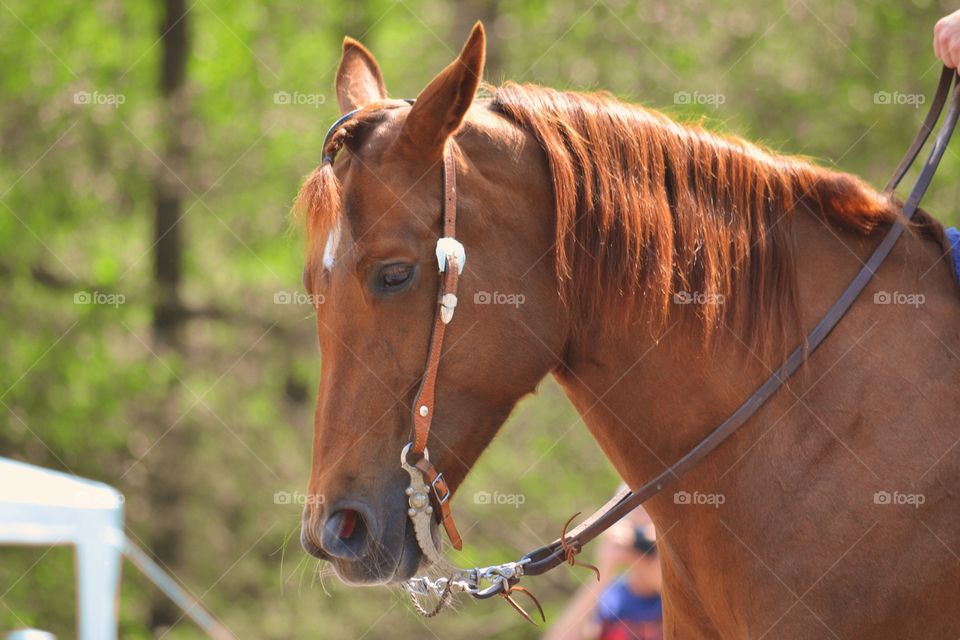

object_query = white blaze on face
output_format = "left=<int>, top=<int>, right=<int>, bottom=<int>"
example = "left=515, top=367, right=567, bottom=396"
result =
left=322, top=219, right=342, bottom=271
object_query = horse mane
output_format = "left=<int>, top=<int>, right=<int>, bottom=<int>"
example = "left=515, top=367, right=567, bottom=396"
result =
left=488, top=82, right=901, bottom=348
left=297, top=85, right=909, bottom=350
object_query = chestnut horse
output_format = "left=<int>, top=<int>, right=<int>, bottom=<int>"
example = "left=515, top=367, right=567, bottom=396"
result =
left=297, top=23, right=960, bottom=638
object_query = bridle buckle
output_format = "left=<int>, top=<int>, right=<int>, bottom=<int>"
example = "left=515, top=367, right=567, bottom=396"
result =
left=430, top=472, right=451, bottom=504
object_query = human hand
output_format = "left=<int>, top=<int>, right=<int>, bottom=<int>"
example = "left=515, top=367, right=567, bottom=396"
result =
left=934, top=10, right=960, bottom=69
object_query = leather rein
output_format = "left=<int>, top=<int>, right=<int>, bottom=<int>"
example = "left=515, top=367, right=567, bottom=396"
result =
left=318, top=67, right=960, bottom=613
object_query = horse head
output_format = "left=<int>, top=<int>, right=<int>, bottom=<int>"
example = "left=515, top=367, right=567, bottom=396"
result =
left=297, top=24, right=565, bottom=584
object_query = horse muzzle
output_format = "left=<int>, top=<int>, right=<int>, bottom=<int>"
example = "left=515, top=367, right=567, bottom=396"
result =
left=300, top=494, right=425, bottom=585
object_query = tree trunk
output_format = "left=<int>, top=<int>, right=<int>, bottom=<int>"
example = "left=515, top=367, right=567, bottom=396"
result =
left=153, top=0, right=189, bottom=348
left=147, top=0, right=191, bottom=631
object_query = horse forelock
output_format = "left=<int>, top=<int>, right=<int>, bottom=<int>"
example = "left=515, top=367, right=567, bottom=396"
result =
left=294, top=102, right=405, bottom=271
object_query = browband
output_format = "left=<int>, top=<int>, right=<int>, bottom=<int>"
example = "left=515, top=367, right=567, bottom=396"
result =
left=321, top=99, right=415, bottom=164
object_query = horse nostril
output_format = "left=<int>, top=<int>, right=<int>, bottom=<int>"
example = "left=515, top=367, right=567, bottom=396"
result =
left=335, top=509, right=358, bottom=539
left=321, top=508, right=368, bottom=559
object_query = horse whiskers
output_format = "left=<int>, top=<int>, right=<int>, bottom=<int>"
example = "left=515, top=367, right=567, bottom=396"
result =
left=312, top=560, right=335, bottom=598
left=291, top=553, right=319, bottom=598
left=313, top=562, right=338, bottom=578
left=276, top=520, right=305, bottom=596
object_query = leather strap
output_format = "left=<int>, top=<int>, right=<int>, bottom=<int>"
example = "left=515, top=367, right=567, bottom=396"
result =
left=885, top=66, right=955, bottom=193
left=411, top=150, right=459, bottom=453
left=519, top=67, right=960, bottom=578
left=410, top=260, right=459, bottom=453
left=408, top=146, right=464, bottom=550
left=414, top=457, right=463, bottom=550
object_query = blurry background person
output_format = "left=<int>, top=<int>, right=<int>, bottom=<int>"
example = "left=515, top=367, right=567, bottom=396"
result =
left=544, top=506, right=662, bottom=640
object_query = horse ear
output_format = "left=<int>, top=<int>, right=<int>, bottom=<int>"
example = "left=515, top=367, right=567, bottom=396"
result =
left=401, top=22, right=485, bottom=153
left=335, top=37, right=387, bottom=114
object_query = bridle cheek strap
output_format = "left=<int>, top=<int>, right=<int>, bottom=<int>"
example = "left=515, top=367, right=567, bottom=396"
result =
left=409, top=147, right=464, bottom=551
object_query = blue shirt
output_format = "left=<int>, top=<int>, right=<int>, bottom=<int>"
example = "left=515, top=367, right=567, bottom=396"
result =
left=595, top=576, right=663, bottom=640
left=946, top=227, right=960, bottom=283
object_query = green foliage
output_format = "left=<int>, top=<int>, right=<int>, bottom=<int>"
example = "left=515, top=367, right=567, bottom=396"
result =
left=1, top=1, right=956, bottom=637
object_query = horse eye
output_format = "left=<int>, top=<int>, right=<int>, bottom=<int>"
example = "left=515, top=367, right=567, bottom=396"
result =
left=375, top=263, right=416, bottom=294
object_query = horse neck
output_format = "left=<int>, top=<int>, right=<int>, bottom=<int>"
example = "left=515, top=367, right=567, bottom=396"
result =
left=553, top=307, right=775, bottom=504
left=488, top=100, right=894, bottom=499
left=550, top=191, right=883, bottom=516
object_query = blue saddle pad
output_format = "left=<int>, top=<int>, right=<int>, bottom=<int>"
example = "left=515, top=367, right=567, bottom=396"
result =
left=948, top=227, right=960, bottom=283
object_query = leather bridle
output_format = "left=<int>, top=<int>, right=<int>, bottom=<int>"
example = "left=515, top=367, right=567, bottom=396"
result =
left=404, top=146, right=465, bottom=552
left=318, top=66, right=960, bottom=612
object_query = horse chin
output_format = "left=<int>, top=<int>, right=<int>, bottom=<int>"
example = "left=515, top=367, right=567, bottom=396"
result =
left=385, top=517, right=434, bottom=583
left=391, top=530, right=425, bottom=582
left=330, top=553, right=409, bottom=586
